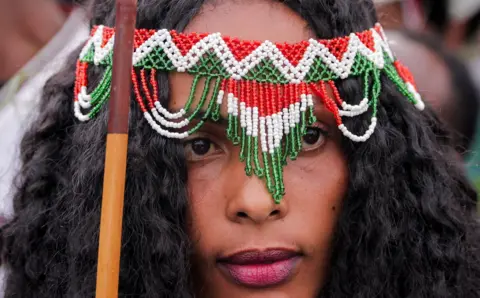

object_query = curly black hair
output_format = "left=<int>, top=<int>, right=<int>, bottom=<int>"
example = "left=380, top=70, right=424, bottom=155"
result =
left=1, top=0, right=479, bottom=297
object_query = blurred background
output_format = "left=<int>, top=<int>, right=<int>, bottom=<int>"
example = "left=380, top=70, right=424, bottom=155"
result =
left=0, top=0, right=479, bottom=221
left=375, top=0, right=480, bottom=190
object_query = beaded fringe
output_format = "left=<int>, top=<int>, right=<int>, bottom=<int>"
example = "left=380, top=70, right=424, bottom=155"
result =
left=73, top=64, right=411, bottom=202
left=73, top=24, right=425, bottom=202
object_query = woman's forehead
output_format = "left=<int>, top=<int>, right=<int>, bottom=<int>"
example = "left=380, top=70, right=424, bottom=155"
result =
left=185, top=1, right=313, bottom=43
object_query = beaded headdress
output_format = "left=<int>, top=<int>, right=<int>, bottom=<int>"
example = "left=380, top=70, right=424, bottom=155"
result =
left=74, top=23, right=424, bottom=202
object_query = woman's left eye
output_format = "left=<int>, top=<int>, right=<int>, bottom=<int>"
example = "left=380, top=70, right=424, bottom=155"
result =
left=301, top=125, right=328, bottom=151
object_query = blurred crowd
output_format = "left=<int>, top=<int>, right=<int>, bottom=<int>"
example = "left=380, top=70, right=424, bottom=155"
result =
left=0, top=0, right=479, bottom=221
left=375, top=0, right=480, bottom=189
left=0, top=0, right=89, bottom=219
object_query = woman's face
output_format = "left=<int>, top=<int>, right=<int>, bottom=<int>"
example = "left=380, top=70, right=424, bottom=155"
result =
left=169, top=1, right=348, bottom=297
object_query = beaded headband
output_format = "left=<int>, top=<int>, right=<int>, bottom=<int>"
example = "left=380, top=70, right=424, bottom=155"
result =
left=74, top=23, right=424, bottom=202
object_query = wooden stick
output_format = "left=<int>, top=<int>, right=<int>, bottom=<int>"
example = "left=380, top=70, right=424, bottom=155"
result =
left=95, top=0, right=137, bottom=297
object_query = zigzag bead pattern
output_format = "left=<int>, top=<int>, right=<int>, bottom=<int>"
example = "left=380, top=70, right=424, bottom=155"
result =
left=80, top=24, right=395, bottom=83
left=73, top=23, right=425, bottom=202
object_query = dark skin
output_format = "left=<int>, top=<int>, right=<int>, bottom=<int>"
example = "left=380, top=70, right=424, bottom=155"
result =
left=0, top=0, right=66, bottom=81
left=376, top=2, right=404, bottom=29
left=169, top=1, right=348, bottom=297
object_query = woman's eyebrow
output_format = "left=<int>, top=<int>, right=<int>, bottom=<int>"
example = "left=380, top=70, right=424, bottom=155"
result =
left=310, top=94, right=340, bottom=126
left=189, top=111, right=228, bottom=126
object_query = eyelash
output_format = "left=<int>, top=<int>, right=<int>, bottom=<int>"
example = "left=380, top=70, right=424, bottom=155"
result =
left=299, top=123, right=329, bottom=152
left=183, top=122, right=329, bottom=161
left=183, top=133, right=223, bottom=161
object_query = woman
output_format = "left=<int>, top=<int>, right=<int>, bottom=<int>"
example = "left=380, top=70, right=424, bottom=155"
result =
left=1, top=0, right=479, bottom=297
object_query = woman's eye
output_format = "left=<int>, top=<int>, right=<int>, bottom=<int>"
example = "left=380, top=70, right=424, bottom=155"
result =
left=184, top=138, right=220, bottom=161
left=301, top=126, right=327, bottom=151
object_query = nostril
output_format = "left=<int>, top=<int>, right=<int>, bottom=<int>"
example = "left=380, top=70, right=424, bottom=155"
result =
left=269, top=209, right=280, bottom=217
left=237, top=211, right=248, bottom=218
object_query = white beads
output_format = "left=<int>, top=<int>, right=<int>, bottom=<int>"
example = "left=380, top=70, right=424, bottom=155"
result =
left=91, top=26, right=114, bottom=65
left=259, top=117, right=268, bottom=152
left=216, top=90, right=224, bottom=105
left=82, top=25, right=397, bottom=84
left=282, top=108, right=290, bottom=134
left=375, top=24, right=395, bottom=61
left=240, top=102, right=247, bottom=128
left=144, top=112, right=189, bottom=139
left=294, top=102, right=301, bottom=124
left=278, top=112, right=284, bottom=147
left=79, top=26, right=101, bottom=60
left=272, top=113, right=281, bottom=148
left=132, top=30, right=168, bottom=65
left=338, top=117, right=377, bottom=142
left=288, top=104, right=295, bottom=128
left=252, top=107, right=259, bottom=137
left=227, top=93, right=234, bottom=114
left=342, top=97, right=369, bottom=111
left=266, top=116, right=274, bottom=154
left=151, top=108, right=189, bottom=129
left=76, top=24, right=426, bottom=149
left=232, top=96, right=239, bottom=117
left=352, top=32, right=385, bottom=69
left=154, top=101, right=185, bottom=119
left=73, top=101, right=90, bottom=122
left=307, top=94, right=314, bottom=107
left=339, top=105, right=369, bottom=117
left=339, top=97, right=369, bottom=117
left=245, top=107, right=253, bottom=136
left=407, top=83, right=425, bottom=111
left=300, top=94, right=308, bottom=112
left=78, top=86, right=92, bottom=109
left=414, top=97, right=425, bottom=111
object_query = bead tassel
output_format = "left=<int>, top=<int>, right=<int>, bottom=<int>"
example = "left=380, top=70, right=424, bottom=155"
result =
left=74, top=23, right=425, bottom=203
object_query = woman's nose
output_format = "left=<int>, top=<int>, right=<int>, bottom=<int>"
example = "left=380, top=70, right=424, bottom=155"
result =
left=225, top=175, right=288, bottom=225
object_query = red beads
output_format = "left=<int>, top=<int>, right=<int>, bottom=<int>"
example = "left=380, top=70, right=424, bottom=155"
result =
left=170, top=30, right=208, bottom=56
left=246, top=80, right=253, bottom=108
left=309, top=82, right=342, bottom=126
left=259, top=82, right=265, bottom=118
left=356, top=31, right=375, bottom=51
left=276, top=84, right=283, bottom=113
left=131, top=69, right=147, bottom=113
left=134, top=28, right=156, bottom=49
left=140, top=69, right=154, bottom=109
left=240, top=80, right=247, bottom=107
left=276, top=41, right=309, bottom=66
left=319, top=36, right=350, bottom=60
left=265, top=83, right=271, bottom=117
left=74, top=61, right=88, bottom=102
left=223, top=37, right=261, bottom=61
left=74, top=61, right=81, bottom=101
left=150, top=69, right=159, bottom=105
left=253, top=81, right=262, bottom=117
left=328, top=81, right=343, bottom=106
left=394, top=61, right=417, bottom=89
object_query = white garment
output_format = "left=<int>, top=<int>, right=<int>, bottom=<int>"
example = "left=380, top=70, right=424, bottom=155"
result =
left=448, top=0, right=480, bottom=21
left=0, top=8, right=89, bottom=296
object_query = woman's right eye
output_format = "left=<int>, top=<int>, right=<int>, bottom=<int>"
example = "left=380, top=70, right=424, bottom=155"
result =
left=183, top=137, right=221, bottom=161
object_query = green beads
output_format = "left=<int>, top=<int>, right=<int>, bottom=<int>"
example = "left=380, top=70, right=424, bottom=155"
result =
left=77, top=44, right=421, bottom=205
left=87, top=66, right=112, bottom=119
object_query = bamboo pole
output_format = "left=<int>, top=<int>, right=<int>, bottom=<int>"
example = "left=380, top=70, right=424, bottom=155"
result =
left=95, top=0, right=137, bottom=297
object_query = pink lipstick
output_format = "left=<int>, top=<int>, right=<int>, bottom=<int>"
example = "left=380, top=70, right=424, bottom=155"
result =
left=217, top=249, right=301, bottom=288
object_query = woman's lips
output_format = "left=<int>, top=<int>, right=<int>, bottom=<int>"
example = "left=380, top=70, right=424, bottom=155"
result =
left=217, top=249, right=301, bottom=288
